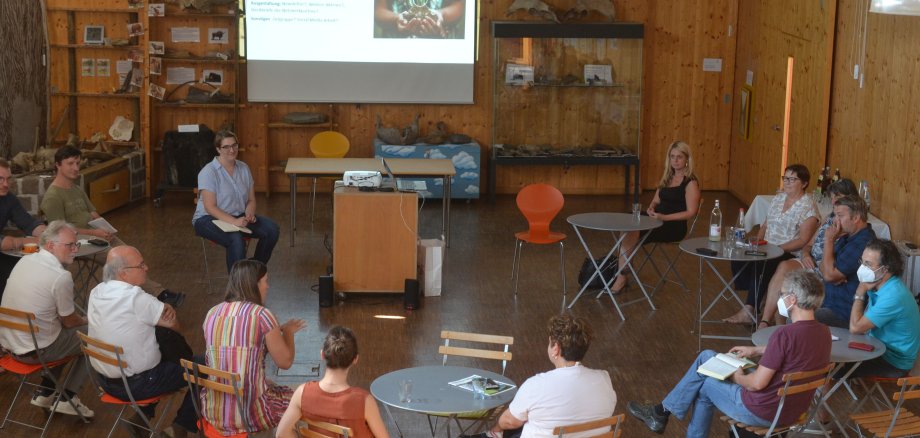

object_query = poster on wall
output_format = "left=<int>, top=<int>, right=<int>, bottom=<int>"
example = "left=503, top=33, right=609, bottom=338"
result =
left=202, top=69, right=223, bottom=85
left=81, top=58, right=95, bottom=77
left=171, top=27, right=200, bottom=43
left=208, top=28, right=229, bottom=44
left=96, top=58, right=111, bottom=77
left=148, top=3, right=165, bottom=16
left=150, top=57, right=163, bottom=75
left=149, top=41, right=165, bottom=55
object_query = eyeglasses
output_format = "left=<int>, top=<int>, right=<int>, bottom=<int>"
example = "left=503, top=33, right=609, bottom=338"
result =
left=781, top=176, right=800, bottom=183
left=124, top=262, right=148, bottom=270
left=56, top=241, right=81, bottom=250
left=219, top=143, right=240, bottom=150
left=859, top=259, right=881, bottom=269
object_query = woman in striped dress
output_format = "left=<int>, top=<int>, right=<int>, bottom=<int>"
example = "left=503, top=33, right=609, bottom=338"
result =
left=201, top=260, right=307, bottom=435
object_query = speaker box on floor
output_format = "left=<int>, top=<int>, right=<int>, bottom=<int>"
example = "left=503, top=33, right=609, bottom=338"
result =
left=404, top=278, right=420, bottom=310
left=319, top=275, right=333, bottom=308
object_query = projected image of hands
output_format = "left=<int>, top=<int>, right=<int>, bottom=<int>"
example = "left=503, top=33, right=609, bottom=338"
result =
left=375, top=0, right=466, bottom=39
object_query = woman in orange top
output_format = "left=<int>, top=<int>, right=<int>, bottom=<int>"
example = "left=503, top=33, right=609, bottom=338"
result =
left=276, top=326, right=390, bottom=438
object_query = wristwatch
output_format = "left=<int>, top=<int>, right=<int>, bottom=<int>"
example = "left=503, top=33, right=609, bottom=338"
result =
left=854, top=293, right=867, bottom=303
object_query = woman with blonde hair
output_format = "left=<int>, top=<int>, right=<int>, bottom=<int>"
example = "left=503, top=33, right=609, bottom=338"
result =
left=276, top=326, right=389, bottom=438
left=200, top=260, right=306, bottom=435
left=610, top=141, right=701, bottom=294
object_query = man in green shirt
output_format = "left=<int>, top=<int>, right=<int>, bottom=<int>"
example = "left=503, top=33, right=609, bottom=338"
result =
left=41, top=146, right=184, bottom=308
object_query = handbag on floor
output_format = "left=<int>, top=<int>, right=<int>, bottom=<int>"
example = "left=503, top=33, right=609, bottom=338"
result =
left=577, top=257, right=618, bottom=289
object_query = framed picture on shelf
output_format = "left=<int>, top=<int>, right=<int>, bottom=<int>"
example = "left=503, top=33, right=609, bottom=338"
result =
left=739, top=85, right=753, bottom=140
left=149, top=41, right=165, bottom=55
left=84, top=26, right=105, bottom=45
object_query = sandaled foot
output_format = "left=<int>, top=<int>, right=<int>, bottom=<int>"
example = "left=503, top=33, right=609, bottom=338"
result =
left=610, top=276, right=629, bottom=296
left=757, top=320, right=774, bottom=330
left=722, top=308, right=755, bottom=325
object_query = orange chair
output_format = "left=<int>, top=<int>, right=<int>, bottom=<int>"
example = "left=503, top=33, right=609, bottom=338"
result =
left=511, top=184, right=567, bottom=309
left=309, top=131, right=350, bottom=222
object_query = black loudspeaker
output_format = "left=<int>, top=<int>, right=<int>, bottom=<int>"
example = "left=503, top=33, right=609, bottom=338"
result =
left=404, top=278, right=420, bottom=310
left=319, top=276, right=334, bottom=308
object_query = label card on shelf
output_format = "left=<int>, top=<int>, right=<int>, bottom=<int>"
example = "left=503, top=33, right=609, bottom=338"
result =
left=178, top=125, right=200, bottom=133
left=166, top=67, right=195, bottom=84
left=171, top=27, right=201, bottom=43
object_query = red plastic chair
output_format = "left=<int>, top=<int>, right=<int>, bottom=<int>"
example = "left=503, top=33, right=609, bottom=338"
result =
left=512, top=184, right=567, bottom=309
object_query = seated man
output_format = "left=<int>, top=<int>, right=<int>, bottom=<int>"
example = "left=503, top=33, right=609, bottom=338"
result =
left=847, top=239, right=920, bottom=377
left=40, top=146, right=184, bottom=307
left=0, top=158, right=46, bottom=298
left=628, top=270, right=831, bottom=436
left=0, top=220, right=93, bottom=417
left=87, top=246, right=197, bottom=437
left=760, top=194, right=874, bottom=328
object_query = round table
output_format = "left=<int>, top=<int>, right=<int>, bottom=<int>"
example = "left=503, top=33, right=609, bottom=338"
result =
left=566, top=213, right=662, bottom=320
left=370, top=365, right=516, bottom=415
left=679, top=236, right=784, bottom=350
left=0, top=235, right=110, bottom=259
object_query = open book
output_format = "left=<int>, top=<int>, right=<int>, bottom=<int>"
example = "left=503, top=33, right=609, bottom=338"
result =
left=448, top=375, right=516, bottom=397
left=697, top=353, right=757, bottom=380
left=88, top=217, right=118, bottom=234
left=212, top=219, right=252, bottom=234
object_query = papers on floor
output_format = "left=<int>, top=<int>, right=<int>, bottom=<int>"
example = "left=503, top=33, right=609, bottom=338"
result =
left=212, top=219, right=252, bottom=234
left=88, top=217, right=118, bottom=234
left=448, top=375, right=516, bottom=397
left=697, top=353, right=757, bottom=380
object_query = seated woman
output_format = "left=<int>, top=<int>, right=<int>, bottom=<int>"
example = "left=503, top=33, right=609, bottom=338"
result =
left=757, top=178, right=859, bottom=328
left=464, top=314, right=616, bottom=438
left=200, top=260, right=306, bottom=435
left=723, top=164, right=819, bottom=324
left=611, top=141, right=701, bottom=293
left=193, top=130, right=280, bottom=273
left=276, top=326, right=389, bottom=438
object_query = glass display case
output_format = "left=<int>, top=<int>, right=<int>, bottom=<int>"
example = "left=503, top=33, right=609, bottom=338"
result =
left=490, top=22, right=644, bottom=201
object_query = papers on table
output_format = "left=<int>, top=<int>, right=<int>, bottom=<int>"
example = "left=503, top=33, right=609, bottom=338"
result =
left=88, top=217, right=118, bottom=234
left=448, top=375, right=516, bottom=397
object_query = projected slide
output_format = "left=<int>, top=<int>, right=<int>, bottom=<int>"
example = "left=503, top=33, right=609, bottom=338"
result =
left=245, top=0, right=476, bottom=103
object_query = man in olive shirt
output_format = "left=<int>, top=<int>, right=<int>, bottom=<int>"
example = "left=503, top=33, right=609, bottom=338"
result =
left=41, top=146, right=184, bottom=307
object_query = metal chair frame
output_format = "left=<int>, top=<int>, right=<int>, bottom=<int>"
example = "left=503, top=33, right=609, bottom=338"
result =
left=200, top=236, right=252, bottom=295
left=631, top=197, right=705, bottom=298
left=77, top=332, right=177, bottom=438
left=849, top=375, right=920, bottom=438
left=0, top=307, right=90, bottom=437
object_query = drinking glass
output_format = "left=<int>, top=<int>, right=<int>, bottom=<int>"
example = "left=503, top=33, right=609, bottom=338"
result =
left=398, top=379, right=413, bottom=403
left=632, top=203, right=642, bottom=221
left=471, top=377, right=486, bottom=400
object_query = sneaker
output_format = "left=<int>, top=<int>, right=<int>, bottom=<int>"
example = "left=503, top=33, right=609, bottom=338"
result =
left=627, top=401, right=669, bottom=434
left=51, top=395, right=95, bottom=418
left=157, top=289, right=186, bottom=309
left=31, top=392, right=57, bottom=409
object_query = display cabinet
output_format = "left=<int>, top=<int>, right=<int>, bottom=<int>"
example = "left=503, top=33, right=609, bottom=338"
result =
left=490, top=22, right=644, bottom=201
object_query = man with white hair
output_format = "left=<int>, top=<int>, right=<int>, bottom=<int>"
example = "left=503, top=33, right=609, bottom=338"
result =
left=0, top=220, right=93, bottom=417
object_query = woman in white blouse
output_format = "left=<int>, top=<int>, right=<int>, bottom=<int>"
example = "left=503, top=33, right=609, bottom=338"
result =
left=723, top=164, right=820, bottom=324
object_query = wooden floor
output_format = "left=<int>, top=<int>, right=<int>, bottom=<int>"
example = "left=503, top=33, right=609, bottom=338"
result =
left=0, top=190, right=912, bottom=437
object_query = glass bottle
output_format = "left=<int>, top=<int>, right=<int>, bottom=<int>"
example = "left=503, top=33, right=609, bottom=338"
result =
left=709, top=200, right=722, bottom=242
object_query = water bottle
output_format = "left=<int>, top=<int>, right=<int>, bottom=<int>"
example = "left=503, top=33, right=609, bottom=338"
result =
left=734, top=208, right=747, bottom=247
left=863, top=182, right=871, bottom=212
left=709, top=200, right=722, bottom=242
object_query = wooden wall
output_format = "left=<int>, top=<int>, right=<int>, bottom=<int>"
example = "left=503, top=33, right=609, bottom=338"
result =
left=828, top=0, right=920, bottom=243
left=1, top=1, right=48, bottom=157
left=728, top=0, right=836, bottom=204
left=236, top=0, right=741, bottom=195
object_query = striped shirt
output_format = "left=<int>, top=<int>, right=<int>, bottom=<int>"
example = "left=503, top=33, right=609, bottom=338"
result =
left=201, top=301, right=293, bottom=434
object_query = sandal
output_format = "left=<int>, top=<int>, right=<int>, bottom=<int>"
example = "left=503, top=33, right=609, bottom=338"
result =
left=610, top=276, right=629, bottom=296
left=757, top=320, right=774, bottom=330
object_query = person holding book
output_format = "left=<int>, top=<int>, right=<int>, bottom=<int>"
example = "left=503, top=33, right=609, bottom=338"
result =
left=462, top=314, right=616, bottom=438
left=276, top=325, right=389, bottom=438
left=193, top=130, right=279, bottom=273
left=41, top=146, right=184, bottom=307
left=628, top=270, right=831, bottom=436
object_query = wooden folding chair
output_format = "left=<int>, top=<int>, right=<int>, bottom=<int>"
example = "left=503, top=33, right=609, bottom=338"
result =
left=77, top=332, right=178, bottom=438
left=295, top=417, right=353, bottom=438
left=552, top=414, right=625, bottom=438
left=849, top=375, right=920, bottom=437
left=721, top=363, right=834, bottom=437
left=0, top=307, right=90, bottom=437
left=180, top=359, right=250, bottom=438
left=429, top=330, right=514, bottom=436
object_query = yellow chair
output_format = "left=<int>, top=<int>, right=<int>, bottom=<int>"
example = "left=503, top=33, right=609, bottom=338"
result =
left=295, top=417, right=353, bottom=437
left=552, top=414, right=625, bottom=438
left=180, top=359, right=249, bottom=438
left=308, top=131, right=350, bottom=222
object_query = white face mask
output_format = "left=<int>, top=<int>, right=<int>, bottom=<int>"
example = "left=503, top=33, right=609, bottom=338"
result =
left=857, top=264, right=883, bottom=283
left=777, top=295, right=791, bottom=318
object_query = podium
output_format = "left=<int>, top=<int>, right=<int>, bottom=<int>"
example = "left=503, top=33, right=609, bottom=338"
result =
left=333, top=187, right=418, bottom=293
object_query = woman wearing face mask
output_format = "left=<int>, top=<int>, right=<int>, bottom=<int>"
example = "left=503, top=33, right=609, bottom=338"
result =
left=723, top=164, right=820, bottom=324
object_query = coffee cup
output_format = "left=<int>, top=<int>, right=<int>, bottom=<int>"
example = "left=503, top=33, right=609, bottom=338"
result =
left=22, top=243, right=39, bottom=254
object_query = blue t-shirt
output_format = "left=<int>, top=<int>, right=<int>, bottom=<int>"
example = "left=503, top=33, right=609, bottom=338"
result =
left=822, top=225, right=876, bottom=320
left=865, top=276, right=920, bottom=371
left=192, top=158, right=253, bottom=223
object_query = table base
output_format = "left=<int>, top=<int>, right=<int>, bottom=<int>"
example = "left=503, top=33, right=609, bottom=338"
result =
left=695, top=257, right=762, bottom=351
